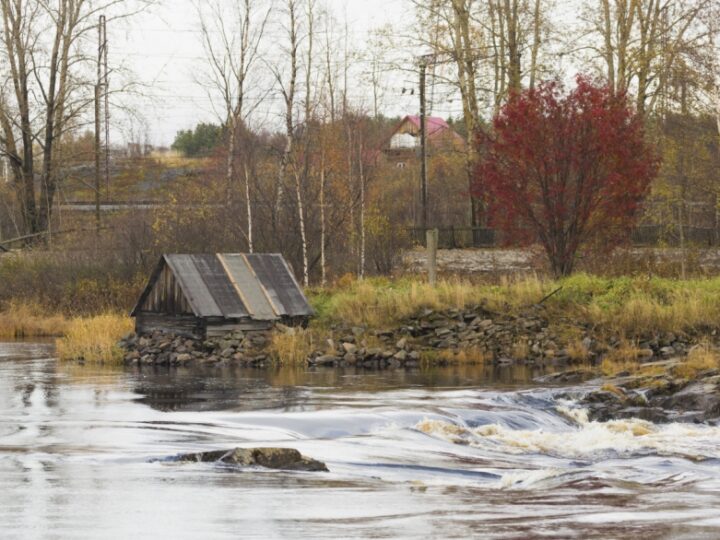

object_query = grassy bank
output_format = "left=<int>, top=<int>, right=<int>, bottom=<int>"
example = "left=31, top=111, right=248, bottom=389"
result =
left=309, top=274, right=720, bottom=338
left=4, top=273, right=720, bottom=366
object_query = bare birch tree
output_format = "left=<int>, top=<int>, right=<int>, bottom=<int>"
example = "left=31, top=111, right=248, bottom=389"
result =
left=196, top=0, right=271, bottom=251
left=295, top=0, right=316, bottom=287
left=589, top=0, right=718, bottom=117
left=0, top=0, right=151, bottom=238
left=357, top=129, right=366, bottom=278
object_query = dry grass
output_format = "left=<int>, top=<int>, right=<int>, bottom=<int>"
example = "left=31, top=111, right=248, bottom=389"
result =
left=600, top=383, right=627, bottom=399
left=268, top=328, right=321, bottom=366
left=150, top=151, right=209, bottom=169
left=0, top=302, right=70, bottom=338
left=314, top=276, right=547, bottom=328
left=673, top=345, right=720, bottom=379
left=567, top=339, right=591, bottom=362
left=600, top=342, right=647, bottom=376
left=511, top=340, right=530, bottom=360
left=561, top=274, right=720, bottom=337
left=585, top=295, right=720, bottom=337
left=453, top=346, right=488, bottom=364
left=55, top=314, right=133, bottom=364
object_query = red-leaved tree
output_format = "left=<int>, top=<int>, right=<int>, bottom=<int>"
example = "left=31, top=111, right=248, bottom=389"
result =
left=475, top=77, right=659, bottom=276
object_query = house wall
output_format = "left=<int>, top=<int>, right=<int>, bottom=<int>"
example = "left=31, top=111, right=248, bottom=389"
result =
left=140, top=264, right=193, bottom=315
left=135, top=313, right=203, bottom=339
left=135, top=312, right=276, bottom=339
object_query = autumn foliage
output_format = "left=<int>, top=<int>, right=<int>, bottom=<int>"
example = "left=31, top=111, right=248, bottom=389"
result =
left=475, top=77, right=659, bottom=276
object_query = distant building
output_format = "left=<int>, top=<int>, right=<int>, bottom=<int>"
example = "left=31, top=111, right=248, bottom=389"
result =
left=372, top=115, right=469, bottom=231
left=381, top=115, right=465, bottom=168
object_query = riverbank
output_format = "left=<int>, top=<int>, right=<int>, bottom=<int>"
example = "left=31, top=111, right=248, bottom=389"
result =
left=114, top=274, right=720, bottom=369
left=6, top=274, right=720, bottom=392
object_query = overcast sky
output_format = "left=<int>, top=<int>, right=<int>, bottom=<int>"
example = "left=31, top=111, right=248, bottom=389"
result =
left=111, top=0, right=416, bottom=146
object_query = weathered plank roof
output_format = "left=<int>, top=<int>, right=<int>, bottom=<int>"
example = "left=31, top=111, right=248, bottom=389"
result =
left=131, top=253, right=314, bottom=320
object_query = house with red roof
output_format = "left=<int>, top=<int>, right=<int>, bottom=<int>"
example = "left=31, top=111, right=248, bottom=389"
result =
left=381, top=115, right=465, bottom=168
left=371, top=115, right=469, bottom=231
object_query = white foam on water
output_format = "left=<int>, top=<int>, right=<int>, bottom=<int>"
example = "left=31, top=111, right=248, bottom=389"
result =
left=417, top=403, right=720, bottom=463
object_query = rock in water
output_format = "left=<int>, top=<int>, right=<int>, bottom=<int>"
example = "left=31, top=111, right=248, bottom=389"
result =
left=176, top=447, right=328, bottom=472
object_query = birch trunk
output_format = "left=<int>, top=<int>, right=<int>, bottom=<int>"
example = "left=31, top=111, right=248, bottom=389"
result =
left=244, top=161, right=253, bottom=252
left=294, top=168, right=309, bottom=287
left=319, top=144, right=327, bottom=286
left=358, top=134, right=365, bottom=279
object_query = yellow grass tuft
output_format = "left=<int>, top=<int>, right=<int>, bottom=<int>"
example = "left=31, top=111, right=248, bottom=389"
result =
left=600, top=383, right=627, bottom=399
left=673, top=345, right=720, bottom=380
left=511, top=340, right=530, bottom=360
left=453, top=346, right=488, bottom=364
left=567, top=339, right=590, bottom=362
left=55, top=314, right=133, bottom=364
left=0, top=302, right=69, bottom=338
left=420, top=346, right=488, bottom=365
left=600, top=342, right=646, bottom=376
left=268, top=328, right=319, bottom=366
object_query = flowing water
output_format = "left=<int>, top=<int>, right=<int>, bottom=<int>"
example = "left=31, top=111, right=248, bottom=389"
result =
left=1, top=342, right=720, bottom=539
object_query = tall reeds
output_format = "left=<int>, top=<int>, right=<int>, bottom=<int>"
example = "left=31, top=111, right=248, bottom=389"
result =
left=55, top=314, right=133, bottom=364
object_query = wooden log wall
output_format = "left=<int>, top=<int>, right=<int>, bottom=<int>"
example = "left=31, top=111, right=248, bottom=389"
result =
left=135, top=313, right=203, bottom=339
left=141, top=264, right=192, bottom=315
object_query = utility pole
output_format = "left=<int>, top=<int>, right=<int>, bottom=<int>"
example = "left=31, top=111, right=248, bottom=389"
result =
left=419, top=56, right=429, bottom=233
left=101, top=15, right=110, bottom=197
left=94, top=73, right=101, bottom=236
left=94, top=15, right=108, bottom=237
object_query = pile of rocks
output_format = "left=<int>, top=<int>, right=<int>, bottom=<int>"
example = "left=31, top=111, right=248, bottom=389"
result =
left=567, top=365, right=720, bottom=424
left=120, top=330, right=272, bottom=367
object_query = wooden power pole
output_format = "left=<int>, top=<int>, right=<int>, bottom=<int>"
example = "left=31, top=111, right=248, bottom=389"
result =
left=419, top=57, right=428, bottom=233
left=102, top=15, right=109, bottom=196
left=94, top=15, right=108, bottom=237
left=94, top=82, right=101, bottom=235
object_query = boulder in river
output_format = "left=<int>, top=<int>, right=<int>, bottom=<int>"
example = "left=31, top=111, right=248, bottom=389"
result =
left=175, top=447, right=329, bottom=472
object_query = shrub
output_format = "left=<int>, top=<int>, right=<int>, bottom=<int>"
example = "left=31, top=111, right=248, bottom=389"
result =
left=673, top=345, right=719, bottom=379
left=0, top=251, right=144, bottom=315
left=55, top=314, right=133, bottom=364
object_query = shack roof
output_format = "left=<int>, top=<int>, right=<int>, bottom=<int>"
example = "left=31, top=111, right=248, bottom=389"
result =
left=131, top=253, right=314, bottom=320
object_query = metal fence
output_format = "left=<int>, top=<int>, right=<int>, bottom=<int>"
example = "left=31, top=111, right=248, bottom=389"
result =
left=631, top=225, right=718, bottom=247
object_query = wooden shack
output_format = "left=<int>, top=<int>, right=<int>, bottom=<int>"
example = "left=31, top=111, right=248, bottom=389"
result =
left=131, top=254, right=314, bottom=339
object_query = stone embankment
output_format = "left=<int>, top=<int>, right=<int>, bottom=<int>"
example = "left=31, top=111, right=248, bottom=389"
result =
left=120, top=304, right=701, bottom=369
left=120, top=331, right=273, bottom=367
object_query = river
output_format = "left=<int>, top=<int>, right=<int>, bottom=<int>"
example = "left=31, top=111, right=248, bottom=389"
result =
left=1, top=341, right=720, bottom=539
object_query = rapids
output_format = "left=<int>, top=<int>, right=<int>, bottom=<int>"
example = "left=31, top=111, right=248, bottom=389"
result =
left=1, top=341, right=719, bottom=539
